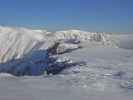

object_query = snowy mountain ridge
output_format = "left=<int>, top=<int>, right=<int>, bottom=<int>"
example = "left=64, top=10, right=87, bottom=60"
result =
left=55, top=30, right=116, bottom=46
left=56, top=30, right=106, bottom=41
left=0, top=26, right=117, bottom=63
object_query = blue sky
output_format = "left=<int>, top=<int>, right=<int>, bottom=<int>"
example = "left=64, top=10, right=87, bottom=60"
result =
left=0, top=0, right=132, bottom=33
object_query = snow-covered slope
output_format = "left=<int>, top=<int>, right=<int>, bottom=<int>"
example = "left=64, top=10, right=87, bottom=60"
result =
left=0, top=27, right=117, bottom=63
left=0, top=26, right=47, bottom=63
left=0, top=26, right=133, bottom=100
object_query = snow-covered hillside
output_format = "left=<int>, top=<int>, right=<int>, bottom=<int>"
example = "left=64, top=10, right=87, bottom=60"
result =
left=0, top=26, right=133, bottom=100
left=0, top=26, right=47, bottom=63
left=0, top=26, right=117, bottom=63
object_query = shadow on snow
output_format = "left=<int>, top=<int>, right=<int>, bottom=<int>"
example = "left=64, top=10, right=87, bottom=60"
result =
left=0, top=50, right=85, bottom=76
